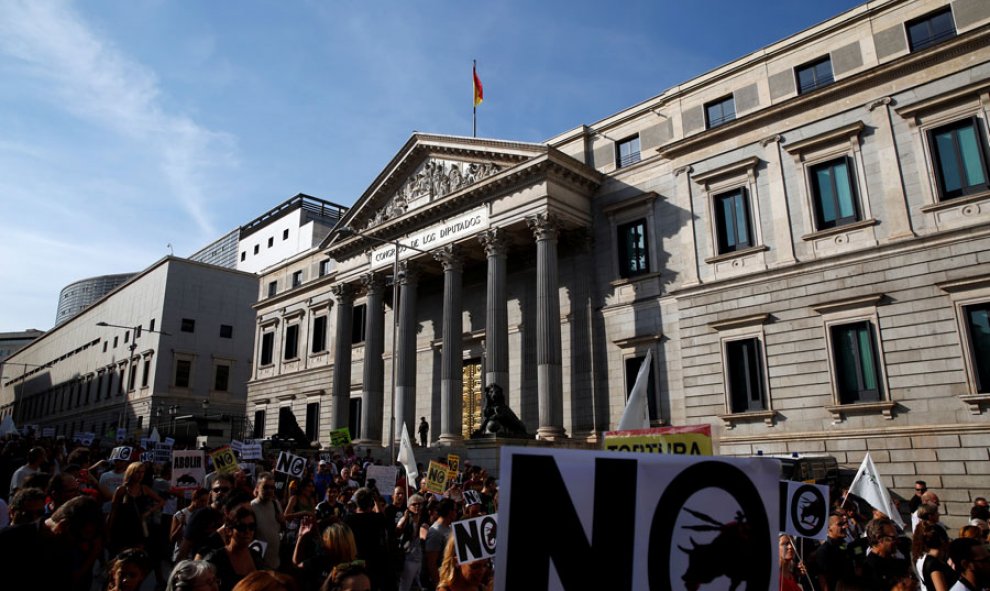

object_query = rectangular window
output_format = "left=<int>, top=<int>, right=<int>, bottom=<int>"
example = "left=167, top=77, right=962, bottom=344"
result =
left=175, top=359, right=191, bottom=388
left=624, top=355, right=658, bottom=421
left=241, top=251, right=246, bottom=262
left=268, top=281, right=277, bottom=297
left=214, top=364, right=230, bottom=392
left=137, top=416, right=143, bottom=431
left=964, top=303, right=990, bottom=393
left=907, top=8, right=956, bottom=53
left=319, top=259, right=331, bottom=277
left=725, top=338, right=767, bottom=413
left=220, top=324, right=233, bottom=339
left=796, top=56, right=833, bottom=95
left=713, top=189, right=753, bottom=254
left=283, top=229, right=290, bottom=240
left=349, top=398, right=362, bottom=440
left=117, top=369, right=125, bottom=395
left=352, top=304, right=367, bottom=344
left=128, top=363, right=137, bottom=391
left=181, top=318, right=195, bottom=333
left=124, top=331, right=130, bottom=344
left=312, top=316, right=328, bottom=354
left=260, top=332, right=275, bottom=365
left=831, top=321, right=882, bottom=403
left=268, top=237, right=274, bottom=248
left=616, top=135, right=641, bottom=168
left=284, top=324, right=300, bottom=360
left=253, top=410, right=265, bottom=439
left=103, top=341, right=108, bottom=353
left=113, top=336, right=118, bottom=348
left=810, top=157, right=860, bottom=229
left=134, top=325, right=141, bottom=339
left=617, top=219, right=650, bottom=278
left=254, top=244, right=260, bottom=255
left=305, top=402, right=319, bottom=442
left=292, top=270, right=303, bottom=288
left=705, top=95, right=735, bottom=129
left=929, top=118, right=989, bottom=200
left=141, top=359, right=150, bottom=387
left=150, top=319, right=155, bottom=332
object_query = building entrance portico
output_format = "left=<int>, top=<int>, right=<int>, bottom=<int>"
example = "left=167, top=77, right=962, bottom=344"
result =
left=325, top=133, right=601, bottom=446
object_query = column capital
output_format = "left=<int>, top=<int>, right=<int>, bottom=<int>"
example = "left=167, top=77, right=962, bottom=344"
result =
left=527, top=212, right=560, bottom=242
left=433, top=245, right=464, bottom=271
left=479, top=228, right=509, bottom=257
left=330, top=282, right=355, bottom=303
left=397, top=260, right=420, bottom=285
left=360, top=272, right=386, bottom=294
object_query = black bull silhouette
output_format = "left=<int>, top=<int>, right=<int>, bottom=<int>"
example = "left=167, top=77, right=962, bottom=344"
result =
left=678, top=508, right=758, bottom=591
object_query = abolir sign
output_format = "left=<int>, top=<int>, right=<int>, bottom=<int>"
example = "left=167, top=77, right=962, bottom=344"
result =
left=370, top=206, right=489, bottom=269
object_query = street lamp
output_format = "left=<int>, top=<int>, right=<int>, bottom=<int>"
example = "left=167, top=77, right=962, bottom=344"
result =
left=338, top=225, right=430, bottom=464
left=95, top=320, right=170, bottom=438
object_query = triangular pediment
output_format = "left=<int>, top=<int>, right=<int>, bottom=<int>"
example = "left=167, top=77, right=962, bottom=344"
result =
left=334, top=133, right=549, bottom=237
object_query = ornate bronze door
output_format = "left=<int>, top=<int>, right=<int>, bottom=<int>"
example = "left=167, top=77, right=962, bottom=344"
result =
left=462, top=359, right=483, bottom=438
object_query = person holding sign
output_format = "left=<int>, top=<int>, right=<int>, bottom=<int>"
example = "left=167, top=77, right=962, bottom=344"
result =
left=108, top=462, right=163, bottom=556
left=436, top=535, right=491, bottom=591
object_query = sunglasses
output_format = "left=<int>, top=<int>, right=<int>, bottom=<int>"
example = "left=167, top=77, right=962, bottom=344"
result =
left=213, top=486, right=231, bottom=493
left=262, top=485, right=276, bottom=491
left=231, top=522, right=257, bottom=532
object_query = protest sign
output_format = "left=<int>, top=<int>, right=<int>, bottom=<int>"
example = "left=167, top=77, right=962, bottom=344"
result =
left=172, top=450, right=206, bottom=490
left=365, top=465, right=398, bottom=489
left=210, top=446, right=239, bottom=476
left=240, top=440, right=263, bottom=460
left=140, top=451, right=154, bottom=463
left=230, top=440, right=243, bottom=454
left=116, top=427, right=127, bottom=443
left=74, top=432, right=96, bottom=446
left=453, top=514, right=497, bottom=565
left=249, top=539, right=269, bottom=559
left=42, top=427, right=56, bottom=438
left=109, top=446, right=134, bottom=462
left=154, top=442, right=173, bottom=464
left=330, top=427, right=351, bottom=448
left=164, top=437, right=175, bottom=447
left=426, top=461, right=449, bottom=494
left=781, top=481, right=829, bottom=541
left=274, top=451, right=307, bottom=479
left=493, top=447, right=778, bottom=591
left=602, top=424, right=713, bottom=455
left=447, top=454, right=460, bottom=474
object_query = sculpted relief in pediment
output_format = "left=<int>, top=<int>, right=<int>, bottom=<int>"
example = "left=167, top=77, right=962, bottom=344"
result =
left=361, top=158, right=501, bottom=230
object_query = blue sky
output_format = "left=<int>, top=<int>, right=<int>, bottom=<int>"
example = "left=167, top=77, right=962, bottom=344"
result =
left=0, top=0, right=864, bottom=332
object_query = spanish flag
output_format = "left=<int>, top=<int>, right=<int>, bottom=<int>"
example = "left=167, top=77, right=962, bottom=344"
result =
left=473, top=64, right=484, bottom=107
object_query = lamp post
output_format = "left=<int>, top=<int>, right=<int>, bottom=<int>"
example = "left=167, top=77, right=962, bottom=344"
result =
left=338, top=226, right=430, bottom=464
left=95, top=321, right=170, bottom=439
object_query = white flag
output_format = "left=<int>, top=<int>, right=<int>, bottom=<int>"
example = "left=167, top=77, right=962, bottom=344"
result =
left=847, top=452, right=904, bottom=528
left=149, top=427, right=161, bottom=443
left=0, top=415, right=17, bottom=437
left=618, top=349, right=652, bottom=430
left=398, top=423, right=419, bottom=487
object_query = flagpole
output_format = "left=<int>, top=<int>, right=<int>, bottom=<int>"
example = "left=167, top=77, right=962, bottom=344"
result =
left=473, top=59, right=477, bottom=138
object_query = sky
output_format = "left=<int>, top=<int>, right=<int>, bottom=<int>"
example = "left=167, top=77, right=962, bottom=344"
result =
left=0, top=0, right=865, bottom=332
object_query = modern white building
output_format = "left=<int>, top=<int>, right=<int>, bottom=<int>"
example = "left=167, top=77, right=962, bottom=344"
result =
left=245, top=0, right=990, bottom=527
left=0, top=257, right=257, bottom=442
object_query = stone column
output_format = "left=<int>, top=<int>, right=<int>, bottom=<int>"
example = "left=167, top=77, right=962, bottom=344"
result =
left=762, top=135, right=797, bottom=266
left=359, top=273, right=386, bottom=443
left=330, top=283, right=354, bottom=430
left=393, top=261, right=419, bottom=443
left=479, top=228, right=509, bottom=392
left=674, top=165, right=701, bottom=286
left=433, top=245, right=464, bottom=443
left=527, top=212, right=566, bottom=440
left=867, top=96, right=915, bottom=241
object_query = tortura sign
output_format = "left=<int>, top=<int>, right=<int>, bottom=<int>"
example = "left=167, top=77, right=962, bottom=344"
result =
left=369, top=206, right=489, bottom=269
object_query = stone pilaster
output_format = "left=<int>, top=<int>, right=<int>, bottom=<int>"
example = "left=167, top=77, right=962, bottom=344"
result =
left=330, top=283, right=354, bottom=430
left=434, top=245, right=464, bottom=443
left=527, top=212, right=567, bottom=440
left=394, top=261, right=419, bottom=443
left=479, top=228, right=509, bottom=392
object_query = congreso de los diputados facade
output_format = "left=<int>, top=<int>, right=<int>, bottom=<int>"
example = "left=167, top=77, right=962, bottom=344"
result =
left=247, top=0, right=990, bottom=524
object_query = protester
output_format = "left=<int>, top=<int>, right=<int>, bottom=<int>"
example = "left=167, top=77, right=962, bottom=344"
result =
left=424, top=498, right=457, bottom=590
left=909, top=481, right=929, bottom=513
left=9, top=446, right=46, bottom=494
left=320, top=561, right=372, bottom=591
left=295, top=522, right=358, bottom=591
left=436, top=535, right=491, bottom=591
left=251, top=472, right=285, bottom=570
left=231, top=570, right=299, bottom=591
left=912, top=520, right=957, bottom=591
left=203, top=505, right=262, bottom=591
left=344, top=487, right=393, bottom=591
left=778, top=534, right=806, bottom=591
left=172, top=488, right=210, bottom=561
left=395, top=492, right=429, bottom=591
left=947, top=537, right=990, bottom=591
left=107, top=547, right=154, bottom=591
left=108, top=461, right=164, bottom=555
left=165, top=559, right=220, bottom=591
left=863, top=517, right=911, bottom=591
left=285, top=477, right=318, bottom=549
left=812, top=512, right=854, bottom=591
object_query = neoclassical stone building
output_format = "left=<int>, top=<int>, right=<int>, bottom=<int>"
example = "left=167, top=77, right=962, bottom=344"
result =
left=248, top=0, right=990, bottom=523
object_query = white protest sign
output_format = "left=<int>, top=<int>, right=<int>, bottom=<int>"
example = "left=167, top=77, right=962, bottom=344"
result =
left=109, top=446, right=134, bottom=462
left=140, top=451, right=154, bottom=463
left=365, top=465, right=398, bottom=489
left=116, top=428, right=127, bottom=443
left=453, top=514, right=498, bottom=564
left=140, top=437, right=153, bottom=449
left=42, top=427, right=56, bottom=438
left=230, top=440, right=243, bottom=453
left=249, top=539, right=268, bottom=558
left=164, top=437, right=176, bottom=447
left=781, top=481, right=829, bottom=541
left=274, top=451, right=307, bottom=479
left=172, top=450, right=206, bottom=490
left=154, top=442, right=174, bottom=464
left=493, top=447, right=780, bottom=591
left=240, top=441, right=263, bottom=460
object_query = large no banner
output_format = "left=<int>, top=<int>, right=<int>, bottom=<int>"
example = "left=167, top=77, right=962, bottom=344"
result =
left=493, top=447, right=779, bottom=591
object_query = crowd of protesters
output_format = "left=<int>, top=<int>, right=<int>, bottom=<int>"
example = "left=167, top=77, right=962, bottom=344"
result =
left=0, top=432, right=494, bottom=591
left=782, top=480, right=990, bottom=591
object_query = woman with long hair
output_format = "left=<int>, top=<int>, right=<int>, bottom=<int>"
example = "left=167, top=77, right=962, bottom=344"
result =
left=295, top=522, right=358, bottom=591
left=912, top=520, right=956, bottom=591
left=203, top=505, right=262, bottom=591
left=778, top=534, right=806, bottom=591
left=107, top=461, right=163, bottom=555
left=436, top=535, right=491, bottom=591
